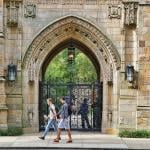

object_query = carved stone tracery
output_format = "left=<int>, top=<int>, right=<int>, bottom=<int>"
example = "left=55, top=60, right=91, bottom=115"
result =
left=124, top=2, right=138, bottom=26
left=22, top=16, right=121, bottom=82
left=6, top=0, right=20, bottom=27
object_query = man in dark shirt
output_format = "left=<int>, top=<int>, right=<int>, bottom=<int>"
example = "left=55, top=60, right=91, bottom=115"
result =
left=79, top=98, right=91, bottom=129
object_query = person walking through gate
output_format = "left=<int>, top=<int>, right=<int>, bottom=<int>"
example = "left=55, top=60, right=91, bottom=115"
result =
left=78, top=98, right=91, bottom=129
left=39, top=98, right=58, bottom=140
left=54, top=97, right=72, bottom=143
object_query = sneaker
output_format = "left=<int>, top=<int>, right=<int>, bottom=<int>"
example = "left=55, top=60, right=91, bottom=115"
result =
left=39, top=136, right=45, bottom=140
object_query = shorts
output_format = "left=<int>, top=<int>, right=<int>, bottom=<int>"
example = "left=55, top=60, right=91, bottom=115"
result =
left=58, top=118, right=70, bottom=129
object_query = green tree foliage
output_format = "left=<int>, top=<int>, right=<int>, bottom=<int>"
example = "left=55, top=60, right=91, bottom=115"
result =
left=44, top=49, right=97, bottom=82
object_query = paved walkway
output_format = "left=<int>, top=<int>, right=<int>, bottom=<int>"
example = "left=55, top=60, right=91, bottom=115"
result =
left=0, top=131, right=150, bottom=149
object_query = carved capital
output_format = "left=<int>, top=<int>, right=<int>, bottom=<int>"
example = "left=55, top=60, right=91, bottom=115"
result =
left=123, top=2, right=138, bottom=26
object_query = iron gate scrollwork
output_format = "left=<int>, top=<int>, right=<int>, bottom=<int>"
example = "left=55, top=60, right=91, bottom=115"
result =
left=39, top=80, right=103, bottom=131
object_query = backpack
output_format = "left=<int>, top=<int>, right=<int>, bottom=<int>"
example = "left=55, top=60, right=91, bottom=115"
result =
left=64, top=96, right=73, bottom=116
left=68, top=104, right=72, bottom=116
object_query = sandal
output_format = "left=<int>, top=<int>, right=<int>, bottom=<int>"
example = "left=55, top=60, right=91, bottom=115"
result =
left=66, top=140, right=72, bottom=143
left=53, top=138, right=59, bottom=143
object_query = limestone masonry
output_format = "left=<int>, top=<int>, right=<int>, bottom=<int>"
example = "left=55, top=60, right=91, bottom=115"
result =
left=0, top=0, right=150, bottom=134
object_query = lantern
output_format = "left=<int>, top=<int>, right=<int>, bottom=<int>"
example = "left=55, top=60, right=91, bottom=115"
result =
left=125, top=65, right=134, bottom=83
left=8, top=63, right=17, bottom=81
left=68, top=46, right=75, bottom=63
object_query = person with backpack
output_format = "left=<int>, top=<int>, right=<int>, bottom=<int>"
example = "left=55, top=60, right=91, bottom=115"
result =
left=78, top=98, right=91, bottom=129
left=63, top=95, right=73, bottom=116
left=39, top=98, right=58, bottom=140
left=54, top=97, right=72, bottom=143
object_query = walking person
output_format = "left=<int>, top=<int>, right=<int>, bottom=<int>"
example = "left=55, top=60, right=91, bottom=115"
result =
left=78, top=98, right=91, bottom=129
left=54, top=97, right=72, bottom=143
left=39, top=98, right=58, bottom=140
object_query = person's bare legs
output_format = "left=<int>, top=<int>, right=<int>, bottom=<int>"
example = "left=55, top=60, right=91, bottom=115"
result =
left=66, top=129, right=72, bottom=141
left=56, top=128, right=61, bottom=139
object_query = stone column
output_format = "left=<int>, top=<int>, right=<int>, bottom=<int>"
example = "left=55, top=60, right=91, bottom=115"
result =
left=102, top=80, right=108, bottom=133
left=0, top=0, right=8, bottom=130
left=105, top=70, right=119, bottom=135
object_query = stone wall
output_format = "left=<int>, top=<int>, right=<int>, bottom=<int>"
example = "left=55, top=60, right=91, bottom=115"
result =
left=21, top=0, right=123, bottom=56
left=119, top=1, right=150, bottom=130
left=137, top=3, right=150, bottom=129
left=0, top=0, right=149, bottom=133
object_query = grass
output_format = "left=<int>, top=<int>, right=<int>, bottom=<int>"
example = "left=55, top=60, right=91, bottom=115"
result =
left=0, top=127, right=23, bottom=136
left=119, top=130, right=150, bottom=138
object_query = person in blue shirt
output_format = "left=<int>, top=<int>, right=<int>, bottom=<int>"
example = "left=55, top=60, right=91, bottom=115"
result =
left=79, top=98, right=91, bottom=129
left=54, top=97, right=72, bottom=143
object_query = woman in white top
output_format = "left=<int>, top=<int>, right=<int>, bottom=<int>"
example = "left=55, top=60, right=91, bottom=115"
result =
left=39, top=98, right=58, bottom=140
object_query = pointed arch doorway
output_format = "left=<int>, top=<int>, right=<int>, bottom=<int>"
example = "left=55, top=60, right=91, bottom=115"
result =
left=22, top=15, right=121, bottom=133
left=39, top=39, right=103, bottom=131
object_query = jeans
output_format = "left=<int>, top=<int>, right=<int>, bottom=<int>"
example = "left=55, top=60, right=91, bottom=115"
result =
left=81, top=114, right=91, bottom=128
left=43, top=119, right=57, bottom=137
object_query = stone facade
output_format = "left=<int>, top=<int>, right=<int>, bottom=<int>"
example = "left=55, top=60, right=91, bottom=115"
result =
left=0, top=0, right=150, bottom=134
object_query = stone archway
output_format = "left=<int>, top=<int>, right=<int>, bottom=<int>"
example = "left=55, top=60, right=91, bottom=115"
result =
left=22, top=15, right=121, bottom=133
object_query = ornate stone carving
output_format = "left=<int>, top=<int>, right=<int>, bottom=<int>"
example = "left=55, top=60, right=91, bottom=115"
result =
left=22, top=16, right=121, bottom=81
left=124, top=2, right=138, bottom=26
left=28, top=61, right=35, bottom=82
left=109, top=5, right=121, bottom=19
left=24, top=4, right=36, bottom=18
left=25, top=0, right=112, bottom=5
left=6, top=1, right=20, bottom=27
left=108, top=65, right=113, bottom=84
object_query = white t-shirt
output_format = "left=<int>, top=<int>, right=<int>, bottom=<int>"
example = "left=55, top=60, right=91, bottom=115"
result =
left=49, top=104, right=56, bottom=119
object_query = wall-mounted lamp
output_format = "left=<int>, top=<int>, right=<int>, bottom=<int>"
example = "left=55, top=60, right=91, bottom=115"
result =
left=7, top=63, right=17, bottom=81
left=125, top=65, right=138, bottom=88
left=125, top=65, right=134, bottom=83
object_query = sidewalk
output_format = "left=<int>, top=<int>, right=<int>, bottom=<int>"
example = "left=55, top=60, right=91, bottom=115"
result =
left=0, top=131, right=150, bottom=149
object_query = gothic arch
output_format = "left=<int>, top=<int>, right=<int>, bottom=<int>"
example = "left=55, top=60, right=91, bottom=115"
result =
left=22, top=15, right=121, bottom=132
left=41, top=38, right=101, bottom=80
left=22, top=15, right=121, bottom=81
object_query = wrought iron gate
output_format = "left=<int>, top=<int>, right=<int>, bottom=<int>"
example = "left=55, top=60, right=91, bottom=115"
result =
left=39, top=81, right=103, bottom=131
